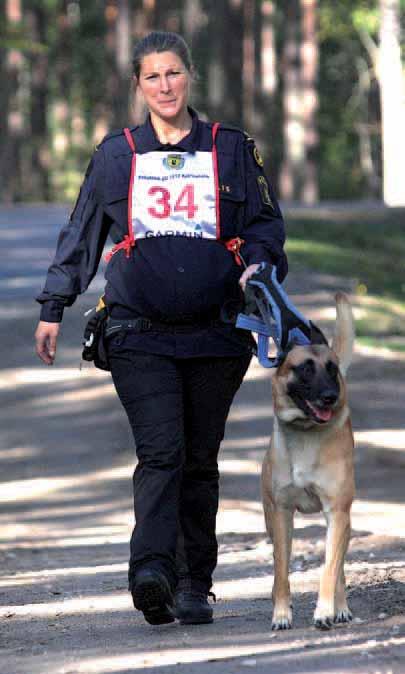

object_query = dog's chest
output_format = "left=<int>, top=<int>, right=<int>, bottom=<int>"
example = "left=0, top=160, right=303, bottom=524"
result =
left=290, top=435, right=320, bottom=486
left=273, top=427, right=324, bottom=513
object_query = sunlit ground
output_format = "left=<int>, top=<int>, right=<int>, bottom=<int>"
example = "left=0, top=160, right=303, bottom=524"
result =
left=2, top=205, right=405, bottom=672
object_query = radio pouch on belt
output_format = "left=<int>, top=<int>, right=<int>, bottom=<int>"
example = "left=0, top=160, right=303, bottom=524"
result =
left=82, top=296, right=110, bottom=371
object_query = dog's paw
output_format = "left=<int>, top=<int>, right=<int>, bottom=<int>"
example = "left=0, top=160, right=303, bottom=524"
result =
left=334, top=608, right=353, bottom=624
left=313, top=605, right=334, bottom=630
left=314, top=616, right=333, bottom=630
left=271, top=606, right=292, bottom=631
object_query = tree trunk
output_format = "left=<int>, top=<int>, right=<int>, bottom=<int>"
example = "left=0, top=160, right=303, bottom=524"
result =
left=27, top=5, right=50, bottom=201
left=279, top=0, right=303, bottom=201
left=105, top=0, right=132, bottom=128
left=378, top=0, right=405, bottom=206
left=1, top=0, right=24, bottom=202
left=243, top=0, right=256, bottom=132
left=300, top=0, right=318, bottom=203
left=279, top=0, right=319, bottom=202
left=261, top=0, right=277, bottom=97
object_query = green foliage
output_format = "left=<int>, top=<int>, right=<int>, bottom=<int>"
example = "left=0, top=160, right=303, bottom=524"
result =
left=318, top=0, right=380, bottom=199
left=285, top=207, right=405, bottom=343
left=2, top=1, right=404, bottom=202
left=72, top=1, right=108, bottom=131
left=286, top=209, right=405, bottom=301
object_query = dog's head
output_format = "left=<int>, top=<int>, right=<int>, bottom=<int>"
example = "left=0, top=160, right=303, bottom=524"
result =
left=272, top=293, right=354, bottom=429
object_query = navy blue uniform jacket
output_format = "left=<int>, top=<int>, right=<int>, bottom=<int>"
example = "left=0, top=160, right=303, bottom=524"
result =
left=37, top=108, right=288, bottom=358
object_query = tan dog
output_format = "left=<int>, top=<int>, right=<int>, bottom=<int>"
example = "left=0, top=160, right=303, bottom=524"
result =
left=261, top=293, right=355, bottom=630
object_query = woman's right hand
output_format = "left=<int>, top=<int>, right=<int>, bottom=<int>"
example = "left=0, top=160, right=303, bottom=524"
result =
left=35, top=321, right=60, bottom=365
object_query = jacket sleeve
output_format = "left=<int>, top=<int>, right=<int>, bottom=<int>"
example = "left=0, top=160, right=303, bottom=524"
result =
left=240, top=137, right=288, bottom=282
left=36, top=146, right=111, bottom=322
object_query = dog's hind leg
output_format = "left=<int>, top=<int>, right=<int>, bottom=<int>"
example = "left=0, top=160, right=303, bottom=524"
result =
left=266, top=507, right=294, bottom=630
left=314, top=509, right=351, bottom=629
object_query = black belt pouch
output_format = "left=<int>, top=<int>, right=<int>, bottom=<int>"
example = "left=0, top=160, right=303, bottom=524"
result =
left=82, top=306, right=110, bottom=371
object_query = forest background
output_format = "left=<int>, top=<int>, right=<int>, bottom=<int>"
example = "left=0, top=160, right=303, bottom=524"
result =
left=1, top=0, right=405, bottom=207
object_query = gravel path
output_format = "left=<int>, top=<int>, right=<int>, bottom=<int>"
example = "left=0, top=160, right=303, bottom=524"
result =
left=1, top=206, right=404, bottom=674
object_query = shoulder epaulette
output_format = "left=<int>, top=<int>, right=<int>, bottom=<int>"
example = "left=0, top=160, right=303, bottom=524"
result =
left=215, top=122, right=252, bottom=138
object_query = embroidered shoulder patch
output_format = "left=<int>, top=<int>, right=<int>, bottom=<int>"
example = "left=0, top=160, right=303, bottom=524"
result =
left=257, top=175, right=274, bottom=209
left=253, top=146, right=264, bottom=167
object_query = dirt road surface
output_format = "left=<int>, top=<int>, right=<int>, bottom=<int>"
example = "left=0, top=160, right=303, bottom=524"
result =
left=1, top=206, right=404, bottom=674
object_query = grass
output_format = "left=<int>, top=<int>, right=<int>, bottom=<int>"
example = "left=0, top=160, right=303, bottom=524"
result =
left=284, top=207, right=405, bottom=349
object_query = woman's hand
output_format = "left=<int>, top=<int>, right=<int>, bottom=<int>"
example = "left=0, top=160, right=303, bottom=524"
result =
left=238, top=263, right=261, bottom=292
left=35, top=321, right=60, bottom=365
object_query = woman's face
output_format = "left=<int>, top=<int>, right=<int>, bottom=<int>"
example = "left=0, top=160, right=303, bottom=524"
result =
left=136, top=51, right=191, bottom=122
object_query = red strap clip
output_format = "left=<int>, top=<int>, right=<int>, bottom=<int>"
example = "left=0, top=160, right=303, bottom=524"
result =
left=225, top=237, right=245, bottom=266
left=105, top=234, right=135, bottom=262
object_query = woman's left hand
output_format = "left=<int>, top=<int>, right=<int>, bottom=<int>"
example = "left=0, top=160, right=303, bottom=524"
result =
left=238, top=264, right=261, bottom=292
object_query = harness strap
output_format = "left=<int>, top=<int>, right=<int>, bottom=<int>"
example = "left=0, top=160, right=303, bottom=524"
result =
left=105, top=128, right=136, bottom=262
left=211, top=123, right=221, bottom=240
left=105, top=123, right=244, bottom=267
left=236, top=313, right=280, bottom=368
left=224, top=236, right=246, bottom=267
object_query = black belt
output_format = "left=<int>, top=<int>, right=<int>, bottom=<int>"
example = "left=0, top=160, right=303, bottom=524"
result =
left=105, top=316, right=223, bottom=339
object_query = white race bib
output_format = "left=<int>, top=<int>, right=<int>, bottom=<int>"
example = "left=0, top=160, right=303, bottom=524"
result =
left=131, top=151, right=218, bottom=240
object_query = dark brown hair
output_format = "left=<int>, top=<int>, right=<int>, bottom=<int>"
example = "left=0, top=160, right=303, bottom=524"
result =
left=132, top=31, right=193, bottom=79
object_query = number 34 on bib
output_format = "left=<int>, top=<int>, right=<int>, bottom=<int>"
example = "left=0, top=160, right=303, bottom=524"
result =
left=147, top=184, right=197, bottom=220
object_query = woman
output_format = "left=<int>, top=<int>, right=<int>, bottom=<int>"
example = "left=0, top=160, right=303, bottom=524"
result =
left=35, top=31, right=287, bottom=626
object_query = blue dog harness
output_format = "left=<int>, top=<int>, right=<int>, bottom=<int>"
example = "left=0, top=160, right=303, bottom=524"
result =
left=236, top=263, right=323, bottom=368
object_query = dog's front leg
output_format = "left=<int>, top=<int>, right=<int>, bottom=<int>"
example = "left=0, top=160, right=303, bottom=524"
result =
left=268, top=508, right=294, bottom=630
left=314, top=509, right=351, bottom=629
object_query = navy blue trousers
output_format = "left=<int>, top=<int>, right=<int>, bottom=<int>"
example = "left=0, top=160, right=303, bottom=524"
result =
left=108, top=346, right=251, bottom=593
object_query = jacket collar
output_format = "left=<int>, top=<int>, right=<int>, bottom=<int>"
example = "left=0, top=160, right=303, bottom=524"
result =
left=134, top=107, right=202, bottom=154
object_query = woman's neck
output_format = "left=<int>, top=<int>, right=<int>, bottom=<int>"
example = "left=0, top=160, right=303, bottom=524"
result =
left=150, top=108, right=192, bottom=145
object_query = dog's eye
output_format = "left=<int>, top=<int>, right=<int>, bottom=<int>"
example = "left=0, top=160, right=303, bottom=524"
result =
left=326, top=360, right=338, bottom=379
left=295, top=359, right=315, bottom=380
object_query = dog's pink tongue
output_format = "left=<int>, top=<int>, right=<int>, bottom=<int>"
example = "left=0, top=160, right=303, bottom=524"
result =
left=316, top=407, right=332, bottom=421
left=306, top=401, right=332, bottom=422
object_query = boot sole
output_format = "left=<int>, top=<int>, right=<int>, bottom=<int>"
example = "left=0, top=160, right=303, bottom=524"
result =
left=178, top=615, right=213, bottom=625
left=133, top=577, right=175, bottom=625
left=174, top=608, right=213, bottom=625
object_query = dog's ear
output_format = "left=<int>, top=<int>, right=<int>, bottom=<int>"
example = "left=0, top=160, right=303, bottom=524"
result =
left=332, top=292, right=355, bottom=375
left=309, top=321, right=329, bottom=346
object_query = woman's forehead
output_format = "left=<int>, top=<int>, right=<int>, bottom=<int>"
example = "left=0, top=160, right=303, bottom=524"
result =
left=140, top=51, right=185, bottom=73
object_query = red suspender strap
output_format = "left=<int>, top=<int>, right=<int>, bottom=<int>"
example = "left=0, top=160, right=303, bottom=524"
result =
left=124, top=128, right=136, bottom=254
left=211, top=122, right=221, bottom=239
left=123, top=127, right=135, bottom=152
left=105, top=128, right=136, bottom=261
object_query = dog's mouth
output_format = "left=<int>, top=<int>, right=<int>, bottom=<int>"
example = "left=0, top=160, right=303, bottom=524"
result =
left=304, top=400, right=333, bottom=423
left=288, top=391, right=334, bottom=424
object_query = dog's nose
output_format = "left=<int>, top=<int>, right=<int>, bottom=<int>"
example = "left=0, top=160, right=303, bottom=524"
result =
left=320, top=390, right=338, bottom=406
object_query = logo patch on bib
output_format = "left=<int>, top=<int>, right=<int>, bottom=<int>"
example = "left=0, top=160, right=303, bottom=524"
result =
left=163, top=154, right=185, bottom=170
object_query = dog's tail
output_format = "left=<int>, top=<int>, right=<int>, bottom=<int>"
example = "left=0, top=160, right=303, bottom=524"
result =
left=332, top=292, right=355, bottom=375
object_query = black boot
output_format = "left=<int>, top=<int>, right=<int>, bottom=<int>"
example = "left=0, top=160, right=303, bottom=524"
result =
left=131, top=569, right=175, bottom=625
left=174, top=585, right=216, bottom=625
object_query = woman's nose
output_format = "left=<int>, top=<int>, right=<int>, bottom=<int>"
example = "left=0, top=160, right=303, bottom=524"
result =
left=160, top=76, right=170, bottom=92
